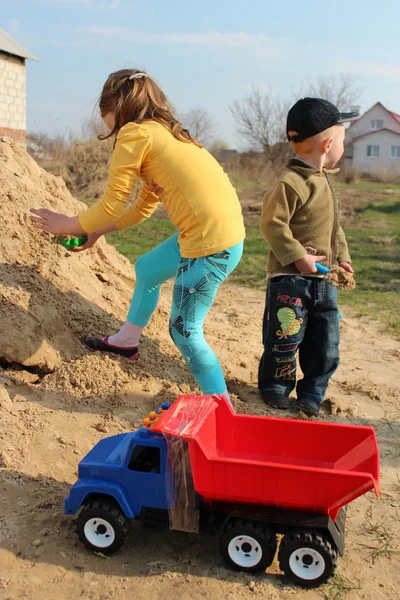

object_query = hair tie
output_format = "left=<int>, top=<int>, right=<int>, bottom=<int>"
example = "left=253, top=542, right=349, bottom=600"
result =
left=128, top=72, right=147, bottom=80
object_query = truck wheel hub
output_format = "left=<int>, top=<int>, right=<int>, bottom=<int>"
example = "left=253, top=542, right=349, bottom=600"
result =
left=84, top=518, right=116, bottom=548
left=228, top=535, right=261, bottom=568
left=289, top=547, right=325, bottom=580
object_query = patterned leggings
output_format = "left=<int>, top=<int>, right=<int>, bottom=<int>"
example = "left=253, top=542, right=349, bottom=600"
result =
left=127, top=233, right=243, bottom=394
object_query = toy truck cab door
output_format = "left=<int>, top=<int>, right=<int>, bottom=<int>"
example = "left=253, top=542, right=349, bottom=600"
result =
left=123, top=441, right=169, bottom=514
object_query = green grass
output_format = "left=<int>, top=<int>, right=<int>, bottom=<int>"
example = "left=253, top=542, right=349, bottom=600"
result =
left=106, top=219, right=268, bottom=287
left=340, top=194, right=400, bottom=336
left=338, top=180, right=400, bottom=191
left=106, top=192, right=400, bottom=338
left=229, top=171, right=272, bottom=190
left=106, top=219, right=177, bottom=262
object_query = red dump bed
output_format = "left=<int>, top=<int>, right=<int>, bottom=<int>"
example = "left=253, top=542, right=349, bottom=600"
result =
left=153, top=395, right=379, bottom=520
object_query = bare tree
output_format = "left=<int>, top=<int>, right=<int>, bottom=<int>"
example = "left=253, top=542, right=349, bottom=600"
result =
left=301, top=74, right=362, bottom=111
left=209, top=139, right=229, bottom=152
left=180, top=108, right=216, bottom=147
left=26, top=132, right=73, bottom=164
left=230, top=74, right=362, bottom=169
left=230, top=88, right=291, bottom=168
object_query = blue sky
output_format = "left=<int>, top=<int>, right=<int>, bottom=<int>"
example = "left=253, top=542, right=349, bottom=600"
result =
left=2, top=0, right=400, bottom=146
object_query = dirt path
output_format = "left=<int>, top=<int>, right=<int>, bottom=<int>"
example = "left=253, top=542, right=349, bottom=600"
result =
left=1, top=282, right=399, bottom=600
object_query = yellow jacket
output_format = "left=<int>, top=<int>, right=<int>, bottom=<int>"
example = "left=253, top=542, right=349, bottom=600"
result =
left=79, top=121, right=245, bottom=258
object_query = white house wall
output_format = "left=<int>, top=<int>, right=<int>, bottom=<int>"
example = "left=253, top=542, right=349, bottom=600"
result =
left=346, top=104, right=400, bottom=144
left=352, top=130, right=400, bottom=174
left=0, top=52, right=26, bottom=145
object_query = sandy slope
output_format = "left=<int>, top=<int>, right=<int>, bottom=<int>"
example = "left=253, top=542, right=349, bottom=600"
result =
left=0, top=137, right=399, bottom=599
left=1, top=283, right=399, bottom=600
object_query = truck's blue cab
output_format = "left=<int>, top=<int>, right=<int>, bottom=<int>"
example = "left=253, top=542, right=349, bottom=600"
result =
left=65, top=427, right=171, bottom=519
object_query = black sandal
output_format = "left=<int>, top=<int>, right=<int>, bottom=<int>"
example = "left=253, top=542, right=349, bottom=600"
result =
left=82, top=336, right=139, bottom=361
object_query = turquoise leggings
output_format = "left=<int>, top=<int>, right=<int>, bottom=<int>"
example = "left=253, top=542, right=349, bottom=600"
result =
left=127, top=233, right=243, bottom=394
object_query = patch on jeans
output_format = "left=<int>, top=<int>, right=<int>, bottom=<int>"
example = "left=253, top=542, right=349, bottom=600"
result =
left=276, top=307, right=304, bottom=340
left=276, top=293, right=302, bottom=307
left=275, top=364, right=296, bottom=380
left=273, top=343, right=299, bottom=353
left=274, top=355, right=296, bottom=364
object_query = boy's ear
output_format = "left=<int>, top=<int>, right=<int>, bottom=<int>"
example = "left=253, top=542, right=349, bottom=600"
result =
left=322, top=137, right=333, bottom=154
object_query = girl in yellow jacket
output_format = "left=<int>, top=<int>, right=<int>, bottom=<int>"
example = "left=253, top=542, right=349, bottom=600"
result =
left=31, top=69, right=245, bottom=399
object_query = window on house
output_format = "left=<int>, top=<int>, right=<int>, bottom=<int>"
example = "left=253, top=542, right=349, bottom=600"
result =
left=371, top=120, right=384, bottom=130
left=367, top=145, right=380, bottom=158
left=390, top=146, right=400, bottom=159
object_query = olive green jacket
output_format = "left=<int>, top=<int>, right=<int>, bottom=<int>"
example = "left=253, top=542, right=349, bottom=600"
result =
left=260, top=158, right=351, bottom=275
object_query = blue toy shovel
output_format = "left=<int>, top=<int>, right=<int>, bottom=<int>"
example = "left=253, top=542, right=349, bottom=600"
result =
left=315, top=263, right=330, bottom=276
left=315, top=262, right=354, bottom=317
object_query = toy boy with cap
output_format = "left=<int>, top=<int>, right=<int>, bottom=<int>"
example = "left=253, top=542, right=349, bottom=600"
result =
left=258, top=98, right=358, bottom=417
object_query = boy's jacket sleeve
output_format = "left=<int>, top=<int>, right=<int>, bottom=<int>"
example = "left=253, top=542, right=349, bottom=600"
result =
left=78, top=124, right=151, bottom=233
left=114, top=185, right=159, bottom=230
left=337, top=226, right=351, bottom=263
left=260, top=181, right=306, bottom=266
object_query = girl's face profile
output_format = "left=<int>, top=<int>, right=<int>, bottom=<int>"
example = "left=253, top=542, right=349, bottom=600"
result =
left=102, top=112, right=115, bottom=131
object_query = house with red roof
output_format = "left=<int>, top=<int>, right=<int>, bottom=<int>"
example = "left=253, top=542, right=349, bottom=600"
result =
left=344, top=102, right=400, bottom=174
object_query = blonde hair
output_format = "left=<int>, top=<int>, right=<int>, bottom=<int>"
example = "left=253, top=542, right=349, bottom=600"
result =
left=288, top=124, right=342, bottom=155
left=98, top=69, right=201, bottom=147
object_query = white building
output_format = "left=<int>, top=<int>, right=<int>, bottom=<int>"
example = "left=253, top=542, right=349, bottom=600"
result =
left=0, top=28, right=38, bottom=147
left=344, top=102, right=400, bottom=175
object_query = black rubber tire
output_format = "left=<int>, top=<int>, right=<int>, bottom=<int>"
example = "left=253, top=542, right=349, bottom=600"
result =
left=278, top=530, right=338, bottom=588
left=76, top=498, right=129, bottom=555
left=219, top=519, right=277, bottom=573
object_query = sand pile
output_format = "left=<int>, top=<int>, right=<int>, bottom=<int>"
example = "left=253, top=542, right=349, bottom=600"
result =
left=1, top=138, right=400, bottom=600
left=0, top=136, right=138, bottom=372
left=0, top=138, right=182, bottom=392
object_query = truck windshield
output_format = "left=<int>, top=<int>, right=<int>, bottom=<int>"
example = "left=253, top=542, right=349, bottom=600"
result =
left=128, top=445, right=161, bottom=474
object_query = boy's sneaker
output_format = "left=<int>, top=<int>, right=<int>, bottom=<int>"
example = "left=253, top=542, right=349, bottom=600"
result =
left=297, top=398, right=320, bottom=417
left=260, top=391, right=291, bottom=410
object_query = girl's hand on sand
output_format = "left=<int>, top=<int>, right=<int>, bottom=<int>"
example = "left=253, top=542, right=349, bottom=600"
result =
left=70, top=232, right=101, bottom=252
left=339, top=261, right=354, bottom=274
left=30, top=208, right=79, bottom=235
left=295, top=253, right=326, bottom=274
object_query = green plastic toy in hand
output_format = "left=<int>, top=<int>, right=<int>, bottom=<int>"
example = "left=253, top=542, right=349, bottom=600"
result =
left=57, top=236, right=88, bottom=250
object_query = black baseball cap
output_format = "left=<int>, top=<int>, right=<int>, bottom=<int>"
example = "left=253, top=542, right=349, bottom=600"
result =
left=286, top=98, right=359, bottom=143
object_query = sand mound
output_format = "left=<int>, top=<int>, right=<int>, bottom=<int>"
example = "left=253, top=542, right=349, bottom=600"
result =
left=0, top=136, right=140, bottom=371
left=1, top=135, right=400, bottom=597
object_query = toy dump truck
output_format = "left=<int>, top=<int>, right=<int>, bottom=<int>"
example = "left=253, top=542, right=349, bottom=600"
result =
left=65, top=396, right=379, bottom=587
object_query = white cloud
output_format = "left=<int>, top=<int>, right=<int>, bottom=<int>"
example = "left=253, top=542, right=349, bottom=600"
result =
left=50, top=39, right=105, bottom=49
left=5, top=18, right=19, bottom=35
left=334, top=58, right=400, bottom=83
left=155, top=32, right=273, bottom=47
left=49, top=0, right=119, bottom=7
left=78, top=26, right=288, bottom=58
left=82, top=25, right=128, bottom=36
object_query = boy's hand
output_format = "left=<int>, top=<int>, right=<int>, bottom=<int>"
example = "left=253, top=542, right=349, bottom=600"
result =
left=295, top=254, right=326, bottom=274
left=30, top=209, right=82, bottom=235
left=339, top=261, right=354, bottom=274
